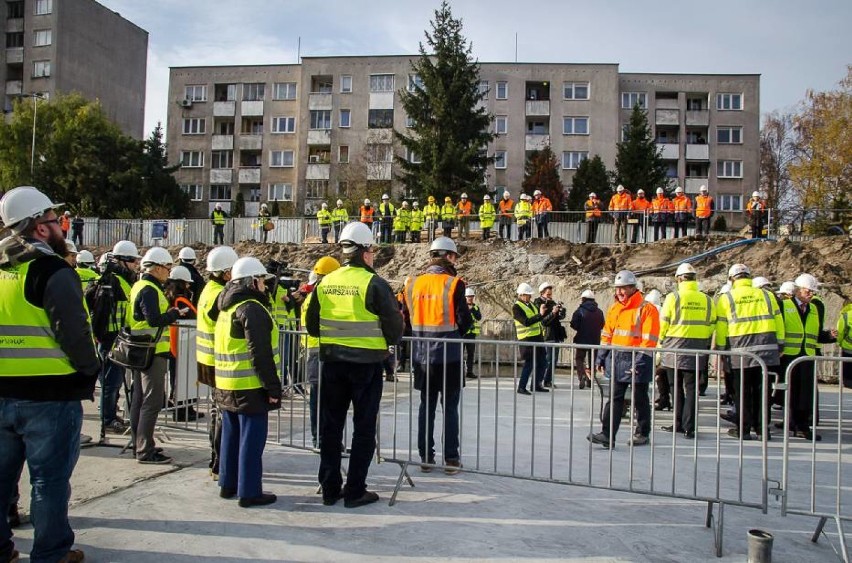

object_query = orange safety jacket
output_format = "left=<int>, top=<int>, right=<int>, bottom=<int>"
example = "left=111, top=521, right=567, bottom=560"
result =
left=532, top=196, right=553, bottom=215
left=59, top=215, right=71, bottom=232
left=360, top=205, right=375, bottom=224
left=651, top=196, right=672, bottom=221
left=599, top=290, right=660, bottom=383
left=499, top=199, right=514, bottom=219
left=457, top=200, right=473, bottom=217
left=405, top=272, right=462, bottom=365
left=169, top=296, right=197, bottom=358
left=584, top=199, right=602, bottom=220
left=695, top=194, right=714, bottom=218
left=746, top=198, right=765, bottom=215
left=672, top=195, right=693, bottom=221
left=608, top=192, right=633, bottom=212
left=632, top=197, right=652, bottom=214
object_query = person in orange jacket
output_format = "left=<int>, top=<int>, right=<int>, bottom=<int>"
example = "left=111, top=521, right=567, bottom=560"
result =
left=745, top=191, right=767, bottom=239
left=671, top=186, right=693, bottom=238
left=608, top=185, right=633, bottom=243
left=584, top=193, right=603, bottom=243
left=630, top=189, right=652, bottom=243
left=498, top=191, right=515, bottom=240
left=59, top=210, right=72, bottom=239
left=456, top=193, right=473, bottom=240
left=651, top=188, right=672, bottom=241
left=532, top=189, right=553, bottom=238
left=694, top=185, right=714, bottom=237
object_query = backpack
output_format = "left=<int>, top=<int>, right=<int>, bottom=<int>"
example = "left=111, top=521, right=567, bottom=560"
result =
left=86, top=270, right=124, bottom=342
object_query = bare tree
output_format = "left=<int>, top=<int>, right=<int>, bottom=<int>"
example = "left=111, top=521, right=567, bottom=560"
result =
left=759, top=111, right=801, bottom=229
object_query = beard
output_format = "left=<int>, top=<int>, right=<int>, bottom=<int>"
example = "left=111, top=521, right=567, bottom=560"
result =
left=47, top=229, right=69, bottom=257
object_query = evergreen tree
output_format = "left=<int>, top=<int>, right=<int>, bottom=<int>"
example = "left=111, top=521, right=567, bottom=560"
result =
left=395, top=1, right=494, bottom=201
left=568, top=155, right=611, bottom=212
left=614, top=104, right=668, bottom=193
left=522, top=146, right=565, bottom=211
left=233, top=192, right=245, bottom=218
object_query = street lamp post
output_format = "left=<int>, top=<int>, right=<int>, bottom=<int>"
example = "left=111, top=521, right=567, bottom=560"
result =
left=16, top=92, right=44, bottom=177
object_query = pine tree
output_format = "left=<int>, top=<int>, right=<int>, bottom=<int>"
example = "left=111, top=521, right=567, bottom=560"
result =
left=522, top=146, right=564, bottom=210
left=395, top=1, right=494, bottom=201
left=568, top=155, right=610, bottom=212
left=614, top=104, right=668, bottom=193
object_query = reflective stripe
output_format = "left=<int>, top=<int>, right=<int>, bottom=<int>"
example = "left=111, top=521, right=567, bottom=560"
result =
left=215, top=351, right=253, bottom=362
left=0, top=325, right=53, bottom=337
left=197, top=343, right=215, bottom=356
left=321, top=318, right=383, bottom=332
left=215, top=368, right=258, bottom=379
left=725, top=290, right=775, bottom=323
left=0, top=348, right=69, bottom=359
left=320, top=324, right=384, bottom=338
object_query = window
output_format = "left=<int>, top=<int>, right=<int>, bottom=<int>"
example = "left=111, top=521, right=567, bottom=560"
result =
left=32, top=60, right=50, bottom=78
left=182, top=118, right=206, bottom=135
left=562, top=151, right=588, bottom=169
left=7, top=2, right=23, bottom=18
left=687, top=97, right=706, bottom=111
left=527, top=120, right=547, bottom=134
left=34, top=0, right=51, bottom=15
left=339, top=145, right=350, bottom=164
left=478, top=80, right=489, bottom=97
left=408, top=149, right=421, bottom=164
left=184, top=85, right=207, bottom=102
left=562, top=116, right=589, bottom=135
left=215, top=84, right=237, bottom=101
left=495, top=115, right=508, bottom=135
left=310, top=110, right=331, bottom=130
left=368, top=109, right=393, bottom=129
left=621, top=92, right=647, bottom=109
left=716, top=93, right=743, bottom=111
left=210, top=185, right=232, bottom=201
left=405, top=115, right=416, bottom=128
left=339, top=109, right=351, bottom=128
left=180, top=151, right=204, bottom=168
left=242, top=83, right=265, bottom=101
left=306, top=180, right=328, bottom=199
left=269, top=183, right=292, bottom=201
left=215, top=121, right=235, bottom=135
left=407, top=74, right=423, bottom=92
left=241, top=118, right=263, bottom=134
left=369, top=74, right=395, bottom=93
left=6, top=32, right=23, bottom=48
left=210, top=150, right=233, bottom=169
left=563, top=81, right=590, bottom=100
left=718, top=194, right=743, bottom=211
left=179, top=184, right=203, bottom=201
left=270, top=150, right=294, bottom=168
left=271, top=116, right=295, bottom=134
left=496, top=81, right=508, bottom=100
left=717, top=160, right=743, bottom=178
left=494, top=150, right=507, bottom=169
left=366, top=144, right=393, bottom=162
left=717, top=126, right=743, bottom=144
left=32, top=29, right=51, bottom=46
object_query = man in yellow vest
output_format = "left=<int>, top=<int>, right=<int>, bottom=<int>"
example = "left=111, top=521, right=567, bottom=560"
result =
left=377, top=193, right=395, bottom=245
left=75, top=249, right=100, bottom=291
left=210, top=203, right=228, bottom=245
left=316, top=202, right=333, bottom=244
left=479, top=194, right=496, bottom=240
left=196, top=245, right=239, bottom=479
left=658, top=263, right=715, bottom=439
left=838, top=301, right=852, bottom=389
left=464, top=287, right=482, bottom=379
left=213, top=257, right=281, bottom=507
left=393, top=201, right=411, bottom=243
left=423, top=196, right=440, bottom=241
left=440, top=196, right=456, bottom=238
left=331, top=199, right=348, bottom=243
left=305, top=222, right=403, bottom=508
left=515, top=194, right=533, bottom=240
left=409, top=201, right=424, bottom=243
left=0, top=186, right=100, bottom=563
left=514, top=282, right=553, bottom=394
left=129, top=247, right=189, bottom=464
left=715, top=264, right=784, bottom=441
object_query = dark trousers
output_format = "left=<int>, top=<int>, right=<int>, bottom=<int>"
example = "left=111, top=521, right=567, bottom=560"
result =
left=380, top=221, right=393, bottom=244
left=574, top=348, right=592, bottom=381
left=518, top=345, right=546, bottom=391
left=586, top=221, right=598, bottom=243
left=499, top=217, right=512, bottom=239
left=601, top=381, right=651, bottom=439
left=320, top=227, right=330, bottom=244
left=672, top=221, right=688, bottom=238
left=482, top=227, right=491, bottom=240
left=219, top=410, right=268, bottom=499
left=666, top=369, right=697, bottom=433
left=843, top=352, right=852, bottom=389
left=696, top=217, right=711, bottom=236
left=71, top=230, right=83, bottom=246
left=416, top=363, right=461, bottom=462
left=98, top=338, right=124, bottom=425
left=536, top=217, right=549, bottom=238
left=653, top=222, right=667, bottom=241
left=655, top=367, right=671, bottom=406
left=213, top=225, right=225, bottom=245
left=750, top=221, right=764, bottom=239
left=733, top=366, right=766, bottom=434
left=614, top=218, right=627, bottom=243
left=209, top=406, right=222, bottom=475
left=318, top=361, right=382, bottom=502
left=463, top=336, right=476, bottom=376
left=543, top=344, right=558, bottom=384
left=333, top=224, right=343, bottom=243
left=631, top=223, right=645, bottom=243
left=787, top=356, right=818, bottom=433
left=410, top=229, right=421, bottom=243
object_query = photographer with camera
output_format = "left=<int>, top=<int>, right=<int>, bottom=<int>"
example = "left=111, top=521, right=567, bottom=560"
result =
left=534, top=282, right=567, bottom=388
left=267, top=260, right=304, bottom=395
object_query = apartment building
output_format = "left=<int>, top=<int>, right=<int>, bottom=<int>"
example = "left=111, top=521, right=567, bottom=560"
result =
left=168, top=56, right=759, bottom=226
left=1, top=0, right=148, bottom=138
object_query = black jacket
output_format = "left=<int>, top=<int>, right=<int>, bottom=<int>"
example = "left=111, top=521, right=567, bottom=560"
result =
left=180, top=260, right=205, bottom=306
left=133, top=273, right=180, bottom=355
left=212, top=282, right=282, bottom=414
left=533, top=297, right=567, bottom=342
left=569, top=299, right=605, bottom=345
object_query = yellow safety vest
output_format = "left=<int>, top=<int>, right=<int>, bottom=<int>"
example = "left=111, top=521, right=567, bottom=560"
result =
left=514, top=300, right=542, bottom=340
left=301, top=291, right=318, bottom=350
left=214, top=298, right=279, bottom=391
left=128, top=279, right=171, bottom=355
left=781, top=299, right=819, bottom=357
left=393, top=208, right=411, bottom=231
left=271, top=285, right=298, bottom=330
left=479, top=202, right=496, bottom=228
left=515, top=201, right=532, bottom=225
left=715, top=279, right=784, bottom=365
left=409, top=209, right=424, bottom=230
left=196, top=279, right=225, bottom=367
left=316, top=265, right=386, bottom=351
left=331, top=207, right=348, bottom=225
left=423, top=203, right=440, bottom=220
left=77, top=267, right=99, bottom=292
left=317, top=209, right=333, bottom=226
left=108, top=274, right=133, bottom=334
left=441, top=204, right=455, bottom=221
left=466, top=304, right=481, bottom=336
left=659, top=280, right=715, bottom=367
left=838, top=304, right=852, bottom=354
left=212, top=210, right=226, bottom=225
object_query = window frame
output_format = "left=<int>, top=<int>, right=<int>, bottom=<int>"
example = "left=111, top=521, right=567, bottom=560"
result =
left=716, top=93, right=743, bottom=111
left=209, top=184, right=232, bottom=201
left=270, top=150, right=295, bottom=168
left=242, top=83, right=266, bottom=101
left=368, top=108, right=394, bottom=129
left=309, top=110, right=332, bottom=130
left=369, top=74, right=395, bottom=93
left=32, top=60, right=50, bottom=78
left=180, top=151, right=204, bottom=168
left=495, top=115, right=508, bottom=135
left=562, top=116, right=590, bottom=136
left=339, top=109, right=351, bottom=128
left=210, top=150, right=233, bottom=170
left=338, top=145, right=350, bottom=164
left=305, top=179, right=329, bottom=199
left=32, top=29, right=51, bottom=47
left=34, top=0, right=52, bottom=15
left=718, top=194, right=743, bottom=211
left=563, top=81, right=590, bottom=100
left=561, top=151, right=589, bottom=170
left=268, top=183, right=293, bottom=202
left=181, top=117, right=206, bottom=135
left=184, top=85, right=207, bottom=102
left=179, top=184, right=203, bottom=202
left=496, top=81, right=508, bottom=100
left=621, top=92, right=647, bottom=109
left=716, top=160, right=743, bottom=178
left=272, top=82, right=297, bottom=101
left=494, top=150, right=507, bottom=169
left=271, top=116, right=295, bottom=134
left=716, top=126, right=743, bottom=144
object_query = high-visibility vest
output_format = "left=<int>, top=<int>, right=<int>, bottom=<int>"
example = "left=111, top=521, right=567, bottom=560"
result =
left=499, top=199, right=514, bottom=218
left=746, top=198, right=764, bottom=215
left=378, top=202, right=395, bottom=219
left=532, top=197, right=552, bottom=215
left=59, top=215, right=71, bottom=232
left=301, top=291, right=318, bottom=350
left=457, top=200, right=473, bottom=217
left=393, top=208, right=411, bottom=231
left=77, top=267, right=99, bottom=293
left=423, top=203, right=440, bottom=220
left=584, top=199, right=601, bottom=220
left=214, top=298, right=279, bottom=391
left=515, top=200, right=532, bottom=225
left=695, top=195, right=714, bottom=218
left=479, top=202, right=496, bottom=228
left=128, top=279, right=171, bottom=355
left=715, top=279, right=784, bottom=365
left=838, top=304, right=852, bottom=354
left=466, top=304, right=481, bottom=336
left=316, top=266, right=386, bottom=352
left=360, top=206, right=375, bottom=224
left=609, top=192, right=633, bottom=212
left=409, top=209, right=424, bottom=230
left=651, top=196, right=672, bottom=221
left=514, top=300, right=543, bottom=340
left=0, top=259, right=77, bottom=376
left=781, top=299, right=819, bottom=357
left=331, top=207, right=348, bottom=225
left=212, top=210, right=227, bottom=225
left=196, top=279, right=225, bottom=367
left=600, top=290, right=659, bottom=349
left=271, top=285, right=297, bottom=330
left=659, top=280, right=715, bottom=365
left=406, top=273, right=460, bottom=334
left=632, top=197, right=651, bottom=214
left=672, top=195, right=693, bottom=219
left=108, top=274, right=133, bottom=334
left=441, top=204, right=455, bottom=221
left=317, top=208, right=332, bottom=226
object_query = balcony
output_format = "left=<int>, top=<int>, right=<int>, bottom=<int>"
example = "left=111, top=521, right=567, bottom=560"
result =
left=525, top=134, right=551, bottom=151
left=5, top=80, right=22, bottom=96
left=238, top=135, right=262, bottom=151
left=210, top=169, right=233, bottom=184
left=685, top=178, right=708, bottom=194
left=366, top=162, right=392, bottom=181
left=686, top=110, right=709, bottom=126
left=6, top=18, right=23, bottom=33
left=238, top=168, right=261, bottom=184
left=240, top=101, right=263, bottom=116
left=655, top=98, right=679, bottom=110
left=656, top=143, right=680, bottom=160
left=307, top=129, right=332, bottom=145
left=5, top=48, right=23, bottom=64
left=211, top=135, right=233, bottom=150
left=213, top=101, right=235, bottom=117
left=655, top=109, right=679, bottom=126
left=306, top=163, right=330, bottom=180
left=686, top=144, right=709, bottom=160
left=308, top=93, right=332, bottom=111
left=366, top=129, right=393, bottom=144
left=525, top=100, right=550, bottom=117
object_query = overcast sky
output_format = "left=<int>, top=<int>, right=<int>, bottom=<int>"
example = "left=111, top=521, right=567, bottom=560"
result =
left=98, top=0, right=851, bottom=137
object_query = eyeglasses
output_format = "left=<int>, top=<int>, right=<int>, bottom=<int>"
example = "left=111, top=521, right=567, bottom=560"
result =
left=37, top=218, right=60, bottom=226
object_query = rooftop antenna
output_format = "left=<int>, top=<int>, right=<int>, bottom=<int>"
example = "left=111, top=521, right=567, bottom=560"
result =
left=297, top=36, right=301, bottom=63
left=515, top=33, right=518, bottom=63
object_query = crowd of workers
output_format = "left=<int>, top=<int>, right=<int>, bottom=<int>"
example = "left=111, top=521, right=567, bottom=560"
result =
left=0, top=184, right=847, bottom=562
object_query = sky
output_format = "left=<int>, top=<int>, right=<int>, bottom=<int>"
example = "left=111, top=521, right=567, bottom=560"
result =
left=98, top=0, right=852, bottom=137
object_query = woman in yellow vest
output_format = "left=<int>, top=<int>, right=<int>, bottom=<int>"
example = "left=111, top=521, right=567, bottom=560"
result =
left=479, top=194, right=496, bottom=240
left=513, top=282, right=550, bottom=394
left=214, top=256, right=281, bottom=507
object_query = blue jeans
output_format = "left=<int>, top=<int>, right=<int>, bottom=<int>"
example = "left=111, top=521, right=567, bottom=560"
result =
left=0, top=399, right=82, bottom=562
left=219, top=410, right=268, bottom=500
left=518, top=345, right=546, bottom=391
left=543, top=345, right=559, bottom=384
left=418, top=385, right=460, bottom=462
left=99, top=339, right=125, bottom=424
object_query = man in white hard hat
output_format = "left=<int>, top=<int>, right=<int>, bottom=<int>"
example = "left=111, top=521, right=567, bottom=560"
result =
left=178, top=247, right=204, bottom=304
left=409, top=201, right=424, bottom=243
left=498, top=191, right=514, bottom=240
left=658, top=263, right=716, bottom=439
left=532, top=189, right=553, bottom=238
left=534, top=282, right=566, bottom=387
left=513, top=282, right=556, bottom=395
left=671, top=186, right=692, bottom=239
left=331, top=199, right=348, bottom=243
left=258, top=202, right=272, bottom=243
left=609, top=185, right=633, bottom=244
left=0, top=186, right=100, bottom=563
left=584, top=193, right=602, bottom=243
left=378, top=194, right=395, bottom=245
left=651, top=187, right=672, bottom=241
left=570, top=289, right=605, bottom=389
left=631, top=189, right=651, bottom=243
left=317, top=202, right=333, bottom=244
left=694, top=185, right=714, bottom=238
left=462, top=287, right=482, bottom=379
left=211, top=203, right=228, bottom=245
left=456, top=193, right=473, bottom=240
left=306, top=222, right=403, bottom=507
left=745, top=191, right=766, bottom=239
left=402, top=237, right=472, bottom=474
left=479, top=194, right=496, bottom=240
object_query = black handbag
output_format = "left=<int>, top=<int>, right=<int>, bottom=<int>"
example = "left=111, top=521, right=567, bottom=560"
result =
left=108, top=327, right=164, bottom=371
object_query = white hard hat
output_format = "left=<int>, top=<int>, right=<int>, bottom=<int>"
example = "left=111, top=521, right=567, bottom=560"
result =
left=402, top=201, right=409, bottom=207
left=538, top=281, right=553, bottom=293
left=340, top=221, right=375, bottom=253
left=321, top=202, right=328, bottom=209
left=460, top=192, right=468, bottom=198
left=589, top=192, right=597, bottom=198
left=516, top=283, right=535, bottom=296
left=364, top=198, right=371, bottom=205
left=65, top=241, right=78, bottom=254
left=261, top=203, right=268, bottom=209
left=752, top=191, right=761, bottom=198
left=794, top=273, right=820, bottom=292
left=465, top=287, right=475, bottom=297
left=675, top=186, right=684, bottom=193
left=178, top=247, right=196, bottom=261
left=614, top=270, right=638, bottom=287
left=675, top=263, right=696, bottom=277
left=503, top=191, right=510, bottom=197
left=617, top=184, right=625, bottom=192
left=484, top=194, right=491, bottom=200
left=215, top=203, right=223, bottom=210
left=779, top=281, right=797, bottom=295
left=112, top=240, right=141, bottom=259
left=728, top=263, right=750, bottom=278
left=699, top=185, right=708, bottom=192
left=580, top=289, right=595, bottom=300
left=97, top=253, right=110, bottom=268
left=337, top=199, right=344, bottom=205
left=645, top=289, right=662, bottom=307
left=656, top=187, right=664, bottom=195
left=429, top=236, right=458, bottom=255
left=533, top=189, right=542, bottom=196
left=413, top=201, right=419, bottom=207
left=141, top=247, right=173, bottom=267
left=382, top=193, right=389, bottom=200
left=752, top=276, right=771, bottom=289
left=231, top=257, right=273, bottom=281
left=206, top=245, right=239, bottom=272
left=0, top=186, right=63, bottom=229
left=718, top=282, right=732, bottom=295
left=169, top=265, right=193, bottom=282
left=637, top=189, right=645, bottom=195
left=77, top=250, right=95, bottom=265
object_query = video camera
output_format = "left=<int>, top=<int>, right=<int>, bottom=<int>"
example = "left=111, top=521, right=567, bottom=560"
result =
left=266, top=259, right=302, bottom=296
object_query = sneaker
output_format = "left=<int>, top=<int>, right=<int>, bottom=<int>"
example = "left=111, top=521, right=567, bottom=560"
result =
left=79, top=434, right=93, bottom=445
left=587, top=432, right=613, bottom=449
left=219, top=487, right=236, bottom=499
left=630, top=434, right=649, bottom=446
left=238, top=493, right=277, bottom=508
left=58, top=549, right=85, bottom=563
left=444, top=459, right=462, bottom=475
left=104, top=419, right=128, bottom=434
left=344, top=490, right=379, bottom=509
left=137, top=452, right=172, bottom=465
